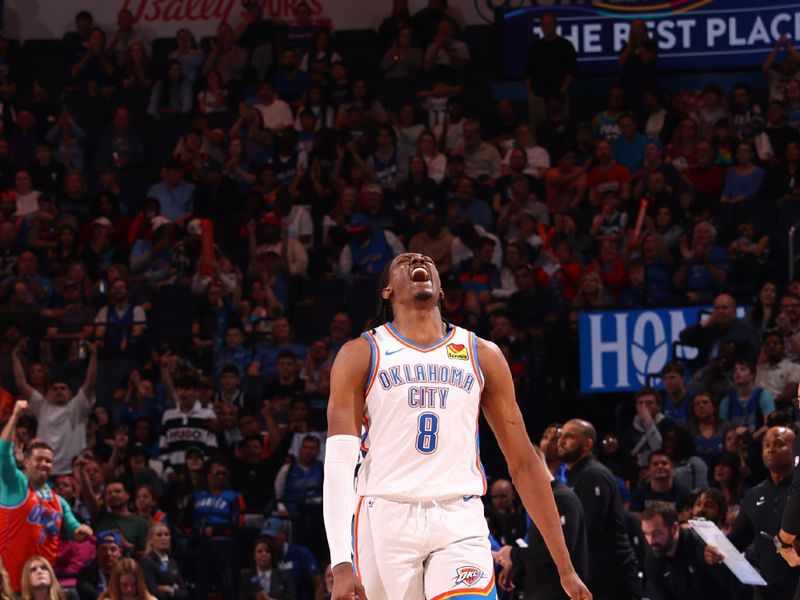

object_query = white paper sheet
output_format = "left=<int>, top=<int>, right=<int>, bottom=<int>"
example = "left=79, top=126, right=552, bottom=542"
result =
left=689, top=519, right=768, bottom=586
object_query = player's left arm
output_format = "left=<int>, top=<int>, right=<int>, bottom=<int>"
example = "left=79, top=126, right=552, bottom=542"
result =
left=478, top=338, right=591, bottom=600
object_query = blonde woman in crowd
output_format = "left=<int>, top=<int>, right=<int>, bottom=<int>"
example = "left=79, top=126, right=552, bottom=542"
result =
left=20, top=557, right=63, bottom=600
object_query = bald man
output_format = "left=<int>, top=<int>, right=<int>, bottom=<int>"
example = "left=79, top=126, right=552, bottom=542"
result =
left=705, top=426, right=799, bottom=600
left=488, top=479, right=527, bottom=547
left=557, top=419, right=640, bottom=600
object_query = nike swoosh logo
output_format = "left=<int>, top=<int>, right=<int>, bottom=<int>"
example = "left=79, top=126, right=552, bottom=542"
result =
left=385, top=348, right=405, bottom=356
left=756, top=500, right=765, bottom=506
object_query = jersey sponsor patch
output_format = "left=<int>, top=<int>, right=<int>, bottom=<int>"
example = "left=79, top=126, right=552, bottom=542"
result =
left=446, top=343, right=469, bottom=361
left=453, top=566, right=484, bottom=587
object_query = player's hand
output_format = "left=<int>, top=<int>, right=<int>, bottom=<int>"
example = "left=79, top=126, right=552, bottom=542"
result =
left=331, top=562, right=367, bottom=600
left=704, top=544, right=725, bottom=564
left=560, top=571, right=591, bottom=600
left=780, top=545, right=800, bottom=567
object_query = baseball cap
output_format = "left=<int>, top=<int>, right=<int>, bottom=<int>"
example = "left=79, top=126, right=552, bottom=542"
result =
left=185, top=446, right=206, bottom=459
left=96, top=530, right=123, bottom=548
left=260, top=517, right=286, bottom=538
left=347, top=213, right=371, bottom=233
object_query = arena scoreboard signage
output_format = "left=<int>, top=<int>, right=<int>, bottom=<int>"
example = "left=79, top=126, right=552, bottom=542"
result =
left=502, top=0, right=800, bottom=76
left=578, top=305, right=745, bottom=394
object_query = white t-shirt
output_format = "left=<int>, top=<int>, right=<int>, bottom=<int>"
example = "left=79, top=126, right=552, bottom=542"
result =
left=15, top=191, right=41, bottom=218
left=503, top=146, right=551, bottom=178
left=29, top=389, right=91, bottom=475
left=254, top=100, right=294, bottom=131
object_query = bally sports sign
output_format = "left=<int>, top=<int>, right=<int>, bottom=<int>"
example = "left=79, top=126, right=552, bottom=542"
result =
left=501, top=0, right=800, bottom=75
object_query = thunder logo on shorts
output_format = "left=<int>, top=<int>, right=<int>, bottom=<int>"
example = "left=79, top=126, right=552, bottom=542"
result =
left=453, top=566, right=485, bottom=587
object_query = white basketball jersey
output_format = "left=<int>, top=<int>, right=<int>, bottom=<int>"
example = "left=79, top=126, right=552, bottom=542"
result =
left=356, top=322, right=487, bottom=501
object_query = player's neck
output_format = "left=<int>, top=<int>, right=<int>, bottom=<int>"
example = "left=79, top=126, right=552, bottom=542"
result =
left=391, top=309, right=447, bottom=347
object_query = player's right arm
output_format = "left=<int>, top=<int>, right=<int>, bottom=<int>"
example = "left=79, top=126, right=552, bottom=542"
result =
left=325, top=337, right=371, bottom=600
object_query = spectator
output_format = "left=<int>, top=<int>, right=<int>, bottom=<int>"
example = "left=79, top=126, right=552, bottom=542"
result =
left=254, top=82, right=293, bottom=133
left=272, top=47, right=310, bottom=107
left=107, top=9, right=147, bottom=67
left=630, top=450, right=691, bottom=515
left=485, top=479, right=527, bottom=548
left=98, top=558, right=156, bottom=600
left=678, top=292, right=759, bottom=363
left=624, top=387, right=671, bottom=475
left=147, top=62, right=192, bottom=119
left=203, top=23, right=248, bottom=85
left=756, top=329, right=800, bottom=407
left=710, top=451, right=747, bottom=507
left=188, top=457, right=244, bottom=599
left=0, top=561, right=11, bottom=600
left=77, top=531, right=123, bottom=600
left=0, top=400, right=93, bottom=593
left=88, top=481, right=149, bottom=556
left=660, top=362, right=693, bottom=426
left=69, top=28, right=116, bottom=91
left=618, top=20, right=657, bottom=105
left=422, top=17, right=469, bottom=74
left=720, top=359, right=774, bottom=436
left=145, top=161, right=195, bottom=224
left=140, top=523, right=188, bottom=600
left=661, top=424, right=707, bottom=493
left=286, top=2, right=323, bottom=57
left=169, top=29, right=204, bottom=83
left=524, top=13, right=576, bottom=132
left=691, top=487, right=728, bottom=527
left=776, top=292, right=800, bottom=361
left=586, top=139, right=632, bottom=207
left=762, top=35, right=800, bottom=102
left=640, top=504, right=728, bottom=599
left=158, top=372, right=218, bottom=472
left=12, top=338, right=97, bottom=474
left=238, top=537, right=296, bottom=600
left=259, top=518, right=323, bottom=600
left=704, top=426, right=800, bottom=599
left=93, top=279, right=145, bottom=359
left=275, top=434, right=323, bottom=516
left=687, top=391, right=728, bottom=468
left=20, top=557, right=64, bottom=600
left=612, top=114, right=646, bottom=172
left=455, top=120, right=502, bottom=183
left=94, top=108, right=144, bottom=173
left=336, top=213, right=404, bottom=281
left=557, top=419, right=640, bottom=599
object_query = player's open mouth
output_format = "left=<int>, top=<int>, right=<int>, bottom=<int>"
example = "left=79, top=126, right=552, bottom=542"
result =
left=410, top=267, right=430, bottom=282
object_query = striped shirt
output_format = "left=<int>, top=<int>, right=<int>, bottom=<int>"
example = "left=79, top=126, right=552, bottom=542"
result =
left=159, top=402, right=217, bottom=470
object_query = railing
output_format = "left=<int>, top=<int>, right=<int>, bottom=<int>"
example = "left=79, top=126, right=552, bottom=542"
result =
left=790, top=221, right=800, bottom=282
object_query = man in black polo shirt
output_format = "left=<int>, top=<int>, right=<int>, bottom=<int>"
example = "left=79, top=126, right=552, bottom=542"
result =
left=557, top=418, right=641, bottom=599
left=641, top=503, right=728, bottom=599
left=524, top=13, right=577, bottom=133
left=494, top=445, right=588, bottom=600
left=705, top=426, right=799, bottom=600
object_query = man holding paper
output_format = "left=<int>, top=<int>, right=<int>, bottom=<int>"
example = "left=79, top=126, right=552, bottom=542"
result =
left=704, top=426, right=800, bottom=600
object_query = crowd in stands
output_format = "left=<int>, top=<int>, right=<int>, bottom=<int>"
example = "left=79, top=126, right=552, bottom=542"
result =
left=0, top=0, right=799, bottom=598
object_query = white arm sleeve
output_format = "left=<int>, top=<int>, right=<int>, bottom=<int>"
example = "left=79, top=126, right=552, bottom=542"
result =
left=323, top=434, right=361, bottom=567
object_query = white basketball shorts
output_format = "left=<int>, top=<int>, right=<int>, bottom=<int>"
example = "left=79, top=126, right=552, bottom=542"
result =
left=352, top=494, right=496, bottom=600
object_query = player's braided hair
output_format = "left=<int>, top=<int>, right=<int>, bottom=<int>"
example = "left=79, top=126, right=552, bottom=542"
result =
left=370, top=260, right=448, bottom=329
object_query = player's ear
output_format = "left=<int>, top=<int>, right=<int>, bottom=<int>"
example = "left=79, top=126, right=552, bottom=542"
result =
left=381, top=286, right=392, bottom=301
left=438, top=289, right=444, bottom=301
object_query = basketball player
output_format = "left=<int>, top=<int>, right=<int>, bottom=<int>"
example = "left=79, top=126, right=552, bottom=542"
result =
left=324, top=253, right=591, bottom=600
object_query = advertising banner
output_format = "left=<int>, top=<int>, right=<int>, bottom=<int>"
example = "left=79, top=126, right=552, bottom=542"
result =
left=502, top=0, right=800, bottom=76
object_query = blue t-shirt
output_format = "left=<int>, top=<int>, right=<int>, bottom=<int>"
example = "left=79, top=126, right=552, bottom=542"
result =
left=277, top=543, right=319, bottom=600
